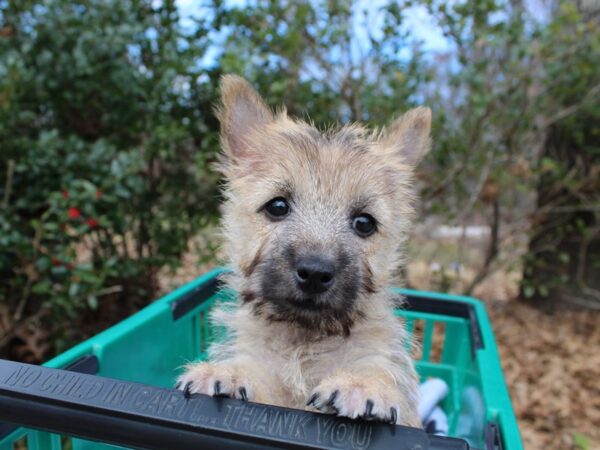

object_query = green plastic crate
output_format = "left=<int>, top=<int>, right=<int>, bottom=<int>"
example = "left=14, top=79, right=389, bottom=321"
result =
left=0, top=267, right=522, bottom=450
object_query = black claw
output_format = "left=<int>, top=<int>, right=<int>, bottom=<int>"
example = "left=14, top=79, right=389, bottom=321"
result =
left=175, top=381, right=182, bottom=390
left=214, top=381, right=221, bottom=396
left=390, top=407, right=398, bottom=424
left=306, top=393, right=319, bottom=407
left=327, top=390, right=339, bottom=407
left=183, top=381, right=193, bottom=398
left=239, top=387, right=248, bottom=402
left=365, top=399, right=374, bottom=417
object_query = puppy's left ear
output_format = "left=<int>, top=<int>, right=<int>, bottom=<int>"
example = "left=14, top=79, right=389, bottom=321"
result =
left=381, top=107, right=431, bottom=167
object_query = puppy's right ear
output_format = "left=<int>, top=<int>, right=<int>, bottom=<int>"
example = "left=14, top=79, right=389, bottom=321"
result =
left=216, top=75, right=274, bottom=161
left=380, top=107, right=431, bottom=167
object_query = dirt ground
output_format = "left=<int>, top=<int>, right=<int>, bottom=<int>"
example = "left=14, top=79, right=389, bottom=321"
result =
left=489, top=301, right=600, bottom=450
left=159, top=246, right=600, bottom=450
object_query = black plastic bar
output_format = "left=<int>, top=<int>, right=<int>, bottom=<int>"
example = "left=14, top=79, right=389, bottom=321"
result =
left=484, top=422, right=504, bottom=450
left=0, top=359, right=469, bottom=450
left=170, top=275, right=223, bottom=321
left=401, top=293, right=484, bottom=353
left=64, top=354, right=100, bottom=375
left=0, top=354, right=100, bottom=440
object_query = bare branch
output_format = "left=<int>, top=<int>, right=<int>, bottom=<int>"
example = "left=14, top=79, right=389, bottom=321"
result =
left=542, top=82, right=600, bottom=127
left=466, top=199, right=500, bottom=295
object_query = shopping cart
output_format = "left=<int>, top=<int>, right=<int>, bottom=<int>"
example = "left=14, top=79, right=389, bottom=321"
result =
left=0, top=268, right=522, bottom=449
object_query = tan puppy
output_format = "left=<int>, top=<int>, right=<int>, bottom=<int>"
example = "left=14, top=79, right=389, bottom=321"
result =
left=176, top=75, right=431, bottom=427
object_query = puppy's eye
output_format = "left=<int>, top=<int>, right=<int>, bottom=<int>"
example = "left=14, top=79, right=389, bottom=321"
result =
left=264, top=197, right=290, bottom=220
left=352, top=214, right=377, bottom=237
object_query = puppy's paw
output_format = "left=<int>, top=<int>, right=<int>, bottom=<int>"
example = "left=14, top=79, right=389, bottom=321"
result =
left=175, top=363, right=251, bottom=402
left=307, top=374, right=400, bottom=424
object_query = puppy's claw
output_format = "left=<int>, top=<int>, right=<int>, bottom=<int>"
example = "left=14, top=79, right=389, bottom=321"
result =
left=390, top=407, right=398, bottom=424
left=175, top=381, right=182, bottom=390
left=183, top=381, right=193, bottom=398
left=365, top=399, right=374, bottom=418
left=239, top=387, right=248, bottom=402
left=214, top=381, right=221, bottom=396
left=327, top=390, right=339, bottom=407
left=306, top=393, right=319, bottom=407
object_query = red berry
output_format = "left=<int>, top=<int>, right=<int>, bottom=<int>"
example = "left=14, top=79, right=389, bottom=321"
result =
left=62, top=190, right=69, bottom=199
left=86, top=218, right=99, bottom=228
left=95, top=190, right=102, bottom=199
left=68, top=207, right=81, bottom=219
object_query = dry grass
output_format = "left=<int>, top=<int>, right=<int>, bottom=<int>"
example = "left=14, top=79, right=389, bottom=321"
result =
left=490, top=301, right=600, bottom=450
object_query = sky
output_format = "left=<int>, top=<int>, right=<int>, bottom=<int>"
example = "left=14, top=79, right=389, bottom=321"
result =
left=174, top=0, right=450, bottom=68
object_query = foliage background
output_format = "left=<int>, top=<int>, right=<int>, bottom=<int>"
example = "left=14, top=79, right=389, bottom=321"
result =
left=0, top=0, right=599, bottom=448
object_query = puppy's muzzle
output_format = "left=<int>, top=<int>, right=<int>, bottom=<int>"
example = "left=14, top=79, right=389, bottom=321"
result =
left=294, top=256, right=335, bottom=295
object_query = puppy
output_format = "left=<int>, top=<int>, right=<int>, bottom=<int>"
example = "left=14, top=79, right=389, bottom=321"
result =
left=176, top=75, right=431, bottom=427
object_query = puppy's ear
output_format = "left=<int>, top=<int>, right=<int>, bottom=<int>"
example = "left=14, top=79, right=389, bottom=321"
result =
left=216, top=75, right=274, bottom=160
left=380, top=107, right=431, bottom=167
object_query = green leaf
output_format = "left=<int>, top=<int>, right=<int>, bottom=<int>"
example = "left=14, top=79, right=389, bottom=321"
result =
left=68, top=283, right=80, bottom=298
left=87, top=296, right=98, bottom=310
left=573, top=433, right=590, bottom=450
left=32, top=280, right=52, bottom=294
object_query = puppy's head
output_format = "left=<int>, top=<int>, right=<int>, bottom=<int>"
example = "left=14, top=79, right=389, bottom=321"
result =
left=217, top=75, right=430, bottom=335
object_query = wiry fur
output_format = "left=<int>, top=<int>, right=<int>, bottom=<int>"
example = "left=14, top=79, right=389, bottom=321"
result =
left=177, top=75, right=432, bottom=427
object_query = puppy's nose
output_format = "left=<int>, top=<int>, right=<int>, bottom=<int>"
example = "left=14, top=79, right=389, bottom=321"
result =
left=295, top=257, right=335, bottom=294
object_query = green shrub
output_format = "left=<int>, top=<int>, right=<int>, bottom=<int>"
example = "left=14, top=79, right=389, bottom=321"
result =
left=0, top=0, right=220, bottom=360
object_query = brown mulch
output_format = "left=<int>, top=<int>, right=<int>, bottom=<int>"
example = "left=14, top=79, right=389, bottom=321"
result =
left=488, top=300, right=600, bottom=450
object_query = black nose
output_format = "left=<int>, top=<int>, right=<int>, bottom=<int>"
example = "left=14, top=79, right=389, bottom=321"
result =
left=295, top=257, right=335, bottom=295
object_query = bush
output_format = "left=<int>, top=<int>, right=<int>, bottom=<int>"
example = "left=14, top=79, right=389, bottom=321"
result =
left=0, top=0, right=220, bottom=360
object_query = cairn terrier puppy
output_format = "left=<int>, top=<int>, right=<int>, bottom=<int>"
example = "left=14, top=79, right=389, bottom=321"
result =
left=176, top=75, right=431, bottom=427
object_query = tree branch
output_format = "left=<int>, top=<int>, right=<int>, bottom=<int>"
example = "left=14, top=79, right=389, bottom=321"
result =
left=466, top=198, right=500, bottom=295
